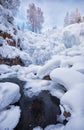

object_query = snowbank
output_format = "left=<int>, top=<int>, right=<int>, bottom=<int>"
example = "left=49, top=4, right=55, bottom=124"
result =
left=64, top=116, right=84, bottom=130
left=50, top=68, right=84, bottom=90
left=50, top=68, right=84, bottom=130
left=61, top=84, right=84, bottom=114
left=37, top=57, right=60, bottom=79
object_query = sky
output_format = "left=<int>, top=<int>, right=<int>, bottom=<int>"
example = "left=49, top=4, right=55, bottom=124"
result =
left=15, top=0, right=84, bottom=32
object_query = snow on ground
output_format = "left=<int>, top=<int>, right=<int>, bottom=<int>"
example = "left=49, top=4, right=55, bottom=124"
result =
left=72, top=62, right=84, bottom=74
left=64, top=116, right=84, bottom=130
left=37, top=56, right=61, bottom=79
left=24, top=79, right=65, bottom=99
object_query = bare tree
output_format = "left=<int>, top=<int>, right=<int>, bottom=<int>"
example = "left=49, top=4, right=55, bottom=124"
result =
left=75, top=8, right=81, bottom=23
left=64, top=12, right=70, bottom=27
left=64, top=9, right=82, bottom=27
left=27, top=3, right=44, bottom=33
left=36, top=7, right=44, bottom=33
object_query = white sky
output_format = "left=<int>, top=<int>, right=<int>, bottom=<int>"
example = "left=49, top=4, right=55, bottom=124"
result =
left=15, top=0, right=84, bottom=32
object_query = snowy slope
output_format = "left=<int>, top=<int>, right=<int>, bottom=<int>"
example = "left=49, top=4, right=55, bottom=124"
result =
left=19, top=23, right=84, bottom=65
left=0, top=23, right=84, bottom=130
left=0, top=23, right=84, bottom=66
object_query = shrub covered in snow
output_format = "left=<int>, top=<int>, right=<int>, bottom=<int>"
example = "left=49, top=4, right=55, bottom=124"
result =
left=62, top=31, right=80, bottom=48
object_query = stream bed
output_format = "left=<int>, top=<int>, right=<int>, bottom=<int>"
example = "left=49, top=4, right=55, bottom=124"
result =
left=0, top=78, right=61, bottom=130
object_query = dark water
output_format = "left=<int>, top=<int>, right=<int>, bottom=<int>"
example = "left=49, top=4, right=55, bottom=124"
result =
left=0, top=78, right=61, bottom=130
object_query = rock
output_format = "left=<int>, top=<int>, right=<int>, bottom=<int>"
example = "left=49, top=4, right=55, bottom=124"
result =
left=0, top=57, right=24, bottom=66
left=43, top=75, right=51, bottom=80
left=15, top=90, right=61, bottom=130
left=63, top=111, right=71, bottom=118
left=0, top=78, right=61, bottom=130
left=0, top=31, right=16, bottom=46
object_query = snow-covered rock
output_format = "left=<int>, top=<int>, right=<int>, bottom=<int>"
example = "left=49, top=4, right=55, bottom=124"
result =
left=72, top=62, right=84, bottom=74
left=50, top=68, right=84, bottom=130
left=0, top=44, right=31, bottom=65
left=0, top=64, right=12, bottom=74
left=0, top=106, right=21, bottom=130
left=64, top=116, right=84, bottom=130
left=50, top=68, right=84, bottom=90
left=37, top=57, right=60, bottom=79
left=33, top=126, right=43, bottom=130
left=44, top=124, right=64, bottom=130
left=0, top=82, right=21, bottom=110
left=61, top=84, right=84, bottom=114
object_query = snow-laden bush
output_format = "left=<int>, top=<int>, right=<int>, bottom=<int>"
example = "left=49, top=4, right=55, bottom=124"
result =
left=32, top=48, right=52, bottom=65
left=63, top=31, right=80, bottom=48
left=0, top=0, right=20, bottom=15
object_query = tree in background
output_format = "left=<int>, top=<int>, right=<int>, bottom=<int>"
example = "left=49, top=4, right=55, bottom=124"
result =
left=27, top=3, right=44, bottom=33
left=64, top=9, right=82, bottom=27
left=64, top=12, right=70, bottom=27
left=75, top=9, right=81, bottom=23
left=70, top=9, right=81, bottom=24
